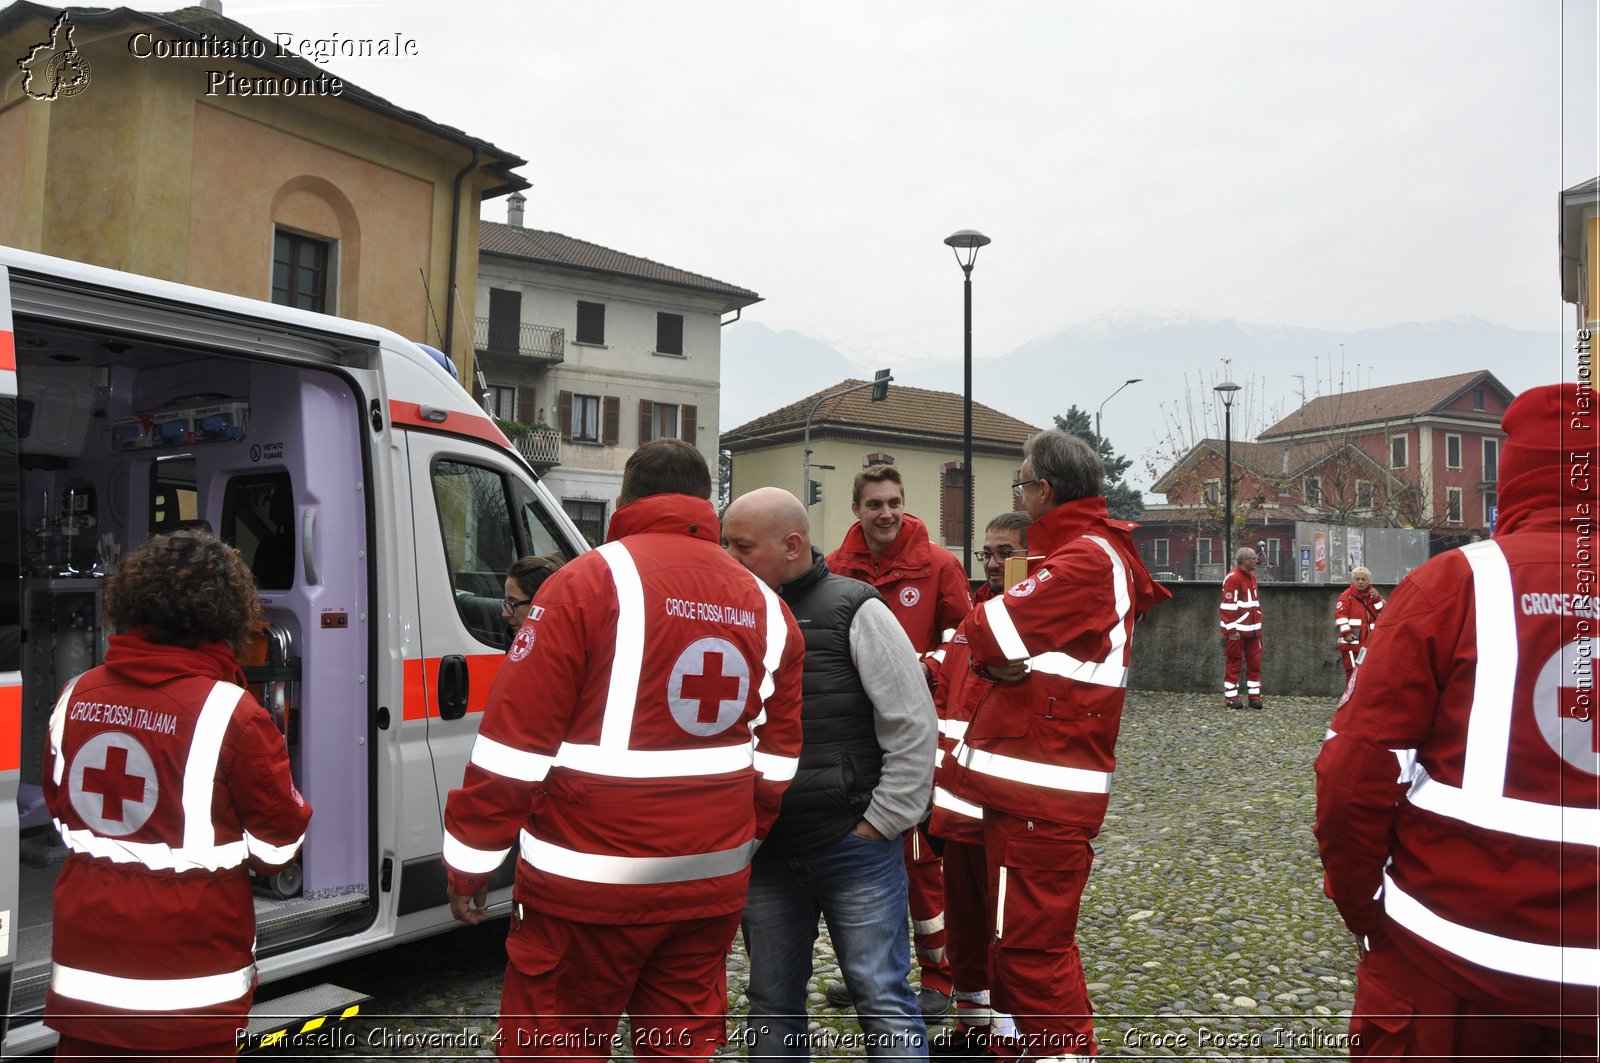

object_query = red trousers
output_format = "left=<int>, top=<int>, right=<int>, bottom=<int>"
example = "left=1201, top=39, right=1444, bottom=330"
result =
left=1339, top=642, right=1362, bottom=680
left=498, top=905, right=742, bottom=1061
left=983, top=812, right=1097, bottom=1059
left=906, top=826, right=953, bottom=995
left=1352, top=931, right=1598, bottom=1061
left=942, top=839, right=989, bottom=993
left=1223, top=635, right=1262, bottom=701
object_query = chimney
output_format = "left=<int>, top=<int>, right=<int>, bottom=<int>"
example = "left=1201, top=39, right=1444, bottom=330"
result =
left=506, top=192, right=526, bottom=229
left=1281, top=448, right=1289, bottom=474
left=198, top=0, right=222, bottom=11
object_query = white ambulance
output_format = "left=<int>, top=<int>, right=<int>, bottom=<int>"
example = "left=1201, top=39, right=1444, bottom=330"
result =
left=0, top=245, right=590, bottom=1054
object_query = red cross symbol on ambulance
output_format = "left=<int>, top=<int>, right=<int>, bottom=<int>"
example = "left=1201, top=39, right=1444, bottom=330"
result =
left=69, top=731, right=159, bottom=835
left=668, top=637, right=752, bottom=737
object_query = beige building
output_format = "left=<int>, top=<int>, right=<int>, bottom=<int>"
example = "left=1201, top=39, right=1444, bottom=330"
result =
left=0, top=1, right=526, bottom=376
left=722, top=381, right=1040, bottom=580
left=1562, top=176, right=1600, bottom=330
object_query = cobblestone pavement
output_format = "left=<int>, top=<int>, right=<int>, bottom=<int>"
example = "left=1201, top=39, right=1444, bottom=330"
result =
left=302, top=691, right=1357, bottom=1060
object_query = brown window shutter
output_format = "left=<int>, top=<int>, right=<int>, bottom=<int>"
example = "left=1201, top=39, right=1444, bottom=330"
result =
left=558, top=390, right=573, bottom=440
left=681, top=404, right=697, bottom=442
left=518, top=386, right=537, bottom=424
left=602, top=396, right=620, bottom=445
left=941, top=463, right=964, bottom=546
left=638, top=399, right=654, bottom=445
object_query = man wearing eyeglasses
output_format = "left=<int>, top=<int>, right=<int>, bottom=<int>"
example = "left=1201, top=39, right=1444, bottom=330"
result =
left=928, top=512, right=1032, bottom=1056
left=826, top=463, right=971, bottom=1019
left=945, top=430, right=1169, bottom=1061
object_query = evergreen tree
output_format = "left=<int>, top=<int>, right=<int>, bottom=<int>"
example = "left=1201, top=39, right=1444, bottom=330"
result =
left=1053, top=405, right=1144, bottom=520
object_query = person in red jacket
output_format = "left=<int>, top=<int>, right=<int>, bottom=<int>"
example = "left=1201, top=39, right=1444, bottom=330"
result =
left=1315, top=382, right=1598, bottom=1059
left=1333, top=566, right=1384, bottom=681
left=826, top=464, right=971, bottom=1018
left=1219, top=547, right=1263, bottom=709
left=947, top=430, right=1169, bottom=1060
left=929, top=511, right=1031, bottom=1056
left=442, top=439, right=805, bottom=1062
left=44, top=530, right=311, bottom=1061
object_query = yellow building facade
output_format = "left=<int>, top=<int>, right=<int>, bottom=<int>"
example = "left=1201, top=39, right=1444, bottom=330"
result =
left=723, top=381, right=1040, bottom=581
left=0, top=2, right=526, bottom=375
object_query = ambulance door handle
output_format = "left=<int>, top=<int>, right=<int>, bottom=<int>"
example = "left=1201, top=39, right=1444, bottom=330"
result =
left=301, top=507, right=318, bottom=585
left=438, top=655, right=469, bottom=720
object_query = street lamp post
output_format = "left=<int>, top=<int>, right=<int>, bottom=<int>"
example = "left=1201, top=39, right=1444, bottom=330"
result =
left=1214, top=381, right=1241, bottom=570
left=944, top=229, right=990, bottom=580
left=1095, top=378, right=1143, bottom=444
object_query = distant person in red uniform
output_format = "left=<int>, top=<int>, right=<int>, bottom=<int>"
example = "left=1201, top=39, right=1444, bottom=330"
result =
left=1219, top=547, right=1263, bottom=709
left=928, top=511, right=1031, bottom=1055
left=443, top=439, right=805, bottom=1061
left=1316, top=383, right=1598, bottom=1059
left=1333, top=566, right=1384, bottom=682
left=946, top=430, right=1169, bottom=1059
left=826, top=464, right=971, bottom=1018
left=44, top=530, right=311, bottom=1061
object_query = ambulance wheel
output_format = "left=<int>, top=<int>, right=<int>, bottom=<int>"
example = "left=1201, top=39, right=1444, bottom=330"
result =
left=269, top=863, right=303, bottom=899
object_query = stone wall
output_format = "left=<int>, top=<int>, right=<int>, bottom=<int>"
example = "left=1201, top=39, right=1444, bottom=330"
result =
left=1129, top=580, right=1375, bottom=698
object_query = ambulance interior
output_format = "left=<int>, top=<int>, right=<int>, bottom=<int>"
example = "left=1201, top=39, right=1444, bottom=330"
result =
left=10, top=315, right=376, bottom=1015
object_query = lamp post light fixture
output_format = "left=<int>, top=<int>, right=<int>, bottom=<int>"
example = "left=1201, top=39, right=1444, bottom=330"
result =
left=1095, top=378, right=1143, bottom=444
left=944, top=228, right=990, bottom=580
left=1214, top=380, right=1242, bottom=569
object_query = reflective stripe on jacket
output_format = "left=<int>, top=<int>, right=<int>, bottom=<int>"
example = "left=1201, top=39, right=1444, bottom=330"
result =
left=1316, top=527, right=1600, bottom=1016
left=43, top=636, right=310, bottom=1050
left=442, top=493, right=805, bottom=925
left=945, top=498, right=1168, bottom=826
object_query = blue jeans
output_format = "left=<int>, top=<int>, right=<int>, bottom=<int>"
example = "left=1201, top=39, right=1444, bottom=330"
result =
left=742, top=829, right=928, bottom=1062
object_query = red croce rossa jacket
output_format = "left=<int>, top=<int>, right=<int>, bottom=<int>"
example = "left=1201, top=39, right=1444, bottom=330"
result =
left=1219, top=566, right=1262, bottom=637
left=929, top=583, right=994, bottom=846
left=43, top=633, right=310, bottom=1050
left=1315, top=479, right=1598, bottom=1026
left=1334, top=584, right=1384, bottom=650
left=946, top=498, right=1168, bottom=829
left=827, top=513, right=972, bottom=661
left=442, top=494, right=805, bottom=926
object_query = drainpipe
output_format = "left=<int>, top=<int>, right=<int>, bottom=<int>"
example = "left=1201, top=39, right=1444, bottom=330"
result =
left=442, top=145, right=481, bottom=379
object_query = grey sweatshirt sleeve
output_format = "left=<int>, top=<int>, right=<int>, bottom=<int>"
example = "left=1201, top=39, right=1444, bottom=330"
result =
left=849, top=597, right=938, bottom=838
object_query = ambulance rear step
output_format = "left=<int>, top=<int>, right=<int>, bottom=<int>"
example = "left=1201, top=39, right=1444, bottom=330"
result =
left=238, top=983, right=369, bottom=1053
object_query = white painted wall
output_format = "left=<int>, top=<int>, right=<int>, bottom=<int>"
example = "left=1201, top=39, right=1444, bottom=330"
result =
left=476, top=256, right=732, bottom=536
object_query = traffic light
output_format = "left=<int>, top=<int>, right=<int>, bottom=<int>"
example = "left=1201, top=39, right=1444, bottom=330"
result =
left=807, top=479, right=823, bottom=507
left=870, top=368, right=891, bottom=402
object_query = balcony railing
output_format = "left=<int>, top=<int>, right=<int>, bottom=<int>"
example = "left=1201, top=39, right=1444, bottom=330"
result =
left=510, top=428, right=561, bottom=468
left=475, top=318, right=565, bottom=364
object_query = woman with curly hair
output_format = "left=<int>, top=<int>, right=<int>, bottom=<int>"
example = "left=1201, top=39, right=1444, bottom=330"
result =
left=42, top=530, right=312, bottom=1060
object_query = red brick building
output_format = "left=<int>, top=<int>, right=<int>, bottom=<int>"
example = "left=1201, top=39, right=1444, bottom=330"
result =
left=1136, top=370, right=1513, bottom=580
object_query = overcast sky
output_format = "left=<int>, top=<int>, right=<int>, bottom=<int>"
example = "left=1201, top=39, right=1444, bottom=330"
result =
left=166, top=1, right=1595, bottom=374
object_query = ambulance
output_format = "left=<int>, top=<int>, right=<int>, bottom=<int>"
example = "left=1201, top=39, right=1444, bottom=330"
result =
left=0, top=246, right=591, bottom=1053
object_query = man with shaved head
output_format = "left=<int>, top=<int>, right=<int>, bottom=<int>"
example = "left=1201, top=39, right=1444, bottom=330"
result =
left=724, top=487, right=937, bottom=1062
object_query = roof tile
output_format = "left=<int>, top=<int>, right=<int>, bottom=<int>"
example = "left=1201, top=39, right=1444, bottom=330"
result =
left=480, top=221, right=760, bottom=309
left=723, top=380, right=1041, bottom=449
left=1259, top=370, right=1505, bottom=438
